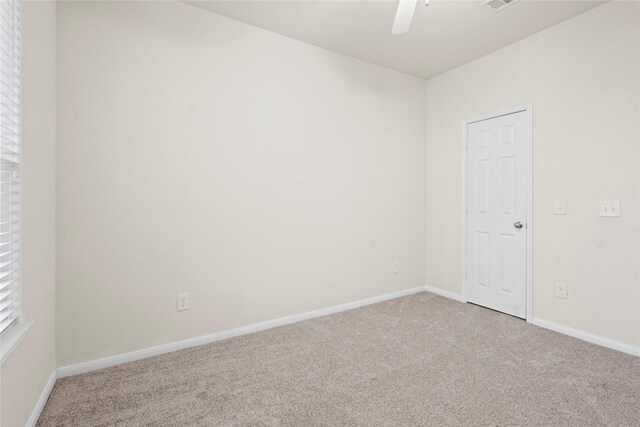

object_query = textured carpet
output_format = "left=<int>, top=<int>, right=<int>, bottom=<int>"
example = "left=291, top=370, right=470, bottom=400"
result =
left=38, top=292, right=640, bottom=426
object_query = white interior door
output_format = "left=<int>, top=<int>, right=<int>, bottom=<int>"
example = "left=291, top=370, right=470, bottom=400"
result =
left=465, top=110, right=529, bottom=318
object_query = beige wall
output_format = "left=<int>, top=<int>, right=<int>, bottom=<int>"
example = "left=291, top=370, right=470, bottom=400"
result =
left=56, top=1, right=427, bottom=367
left=0, top=1, right=57, bottom=426
left=426, top=1, right=640, bottom=346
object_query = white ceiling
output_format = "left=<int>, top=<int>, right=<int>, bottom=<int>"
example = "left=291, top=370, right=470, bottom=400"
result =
left=184, top=0, right=606, bottom=79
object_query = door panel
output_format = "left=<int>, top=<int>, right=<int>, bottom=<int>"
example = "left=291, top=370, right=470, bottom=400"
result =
left=465, top=111, right=528, bottom=318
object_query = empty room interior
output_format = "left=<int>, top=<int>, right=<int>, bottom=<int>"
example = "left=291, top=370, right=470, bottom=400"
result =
left=1, top=0, right=639, bottom=425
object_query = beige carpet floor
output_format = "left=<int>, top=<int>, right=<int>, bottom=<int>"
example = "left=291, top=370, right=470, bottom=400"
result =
left=38, top=292, right=640, bottom=426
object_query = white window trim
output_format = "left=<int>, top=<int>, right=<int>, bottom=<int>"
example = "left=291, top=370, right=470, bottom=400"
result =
left=0, top=319, right=32, bottom=363
left=0, top=0, right=24, bottom=349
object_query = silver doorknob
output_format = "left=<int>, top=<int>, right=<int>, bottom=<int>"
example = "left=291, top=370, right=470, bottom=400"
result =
left=514, top=221, right=523, bottom=229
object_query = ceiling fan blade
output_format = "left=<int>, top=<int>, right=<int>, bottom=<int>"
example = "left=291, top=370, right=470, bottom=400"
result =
left=391, top=0, right=418, bottom=35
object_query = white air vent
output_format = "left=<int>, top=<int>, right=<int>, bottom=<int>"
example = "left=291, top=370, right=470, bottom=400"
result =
left=482, top=0, right=518, bottom=13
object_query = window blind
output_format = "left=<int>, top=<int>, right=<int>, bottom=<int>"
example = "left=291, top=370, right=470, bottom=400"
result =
left=0, top=0, right=21, bottom=336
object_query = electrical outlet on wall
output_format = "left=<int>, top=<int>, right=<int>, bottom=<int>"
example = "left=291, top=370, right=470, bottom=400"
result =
left=392, top=261, right=399, bottom=274
left=554, top=283, right=567, bottom=300
left=554, top=199, right=567, bottom=215
left=177, top=293, right=189, bottom=311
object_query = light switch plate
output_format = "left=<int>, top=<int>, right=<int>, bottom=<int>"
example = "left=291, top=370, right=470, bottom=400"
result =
left=599, top=200, right=621, bottom=217
left=554, top=199, right=566, bottom=215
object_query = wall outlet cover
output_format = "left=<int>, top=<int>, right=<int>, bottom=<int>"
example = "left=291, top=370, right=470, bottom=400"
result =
left=554, top=283, right=567, bottom=300
left=554, top=199, right=567, bottom=215
left=177, top=293, right=189, bottom=311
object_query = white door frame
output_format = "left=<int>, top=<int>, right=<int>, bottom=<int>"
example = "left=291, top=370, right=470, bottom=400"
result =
left=461, top=103, right=533, bottom=322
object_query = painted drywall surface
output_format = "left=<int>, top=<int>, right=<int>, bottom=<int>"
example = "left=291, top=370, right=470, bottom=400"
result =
left=426, top=1, right=640, bottom=346
left=0, top=1, right=57, bottom=425
left=56, top=1, right=427, bottom=366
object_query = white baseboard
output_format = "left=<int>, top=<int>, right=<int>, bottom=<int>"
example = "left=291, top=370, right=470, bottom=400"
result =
left=423, top=283, right=639, bottom=358
left=57, top=285, right=427, bottom=378
left=530, top=317, right=640, bottom=357
left=56, top=285, right=637, bottom=379
left=26, top=370, right=56, bottom=427
left=424, top=284, right=466, bottom=303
